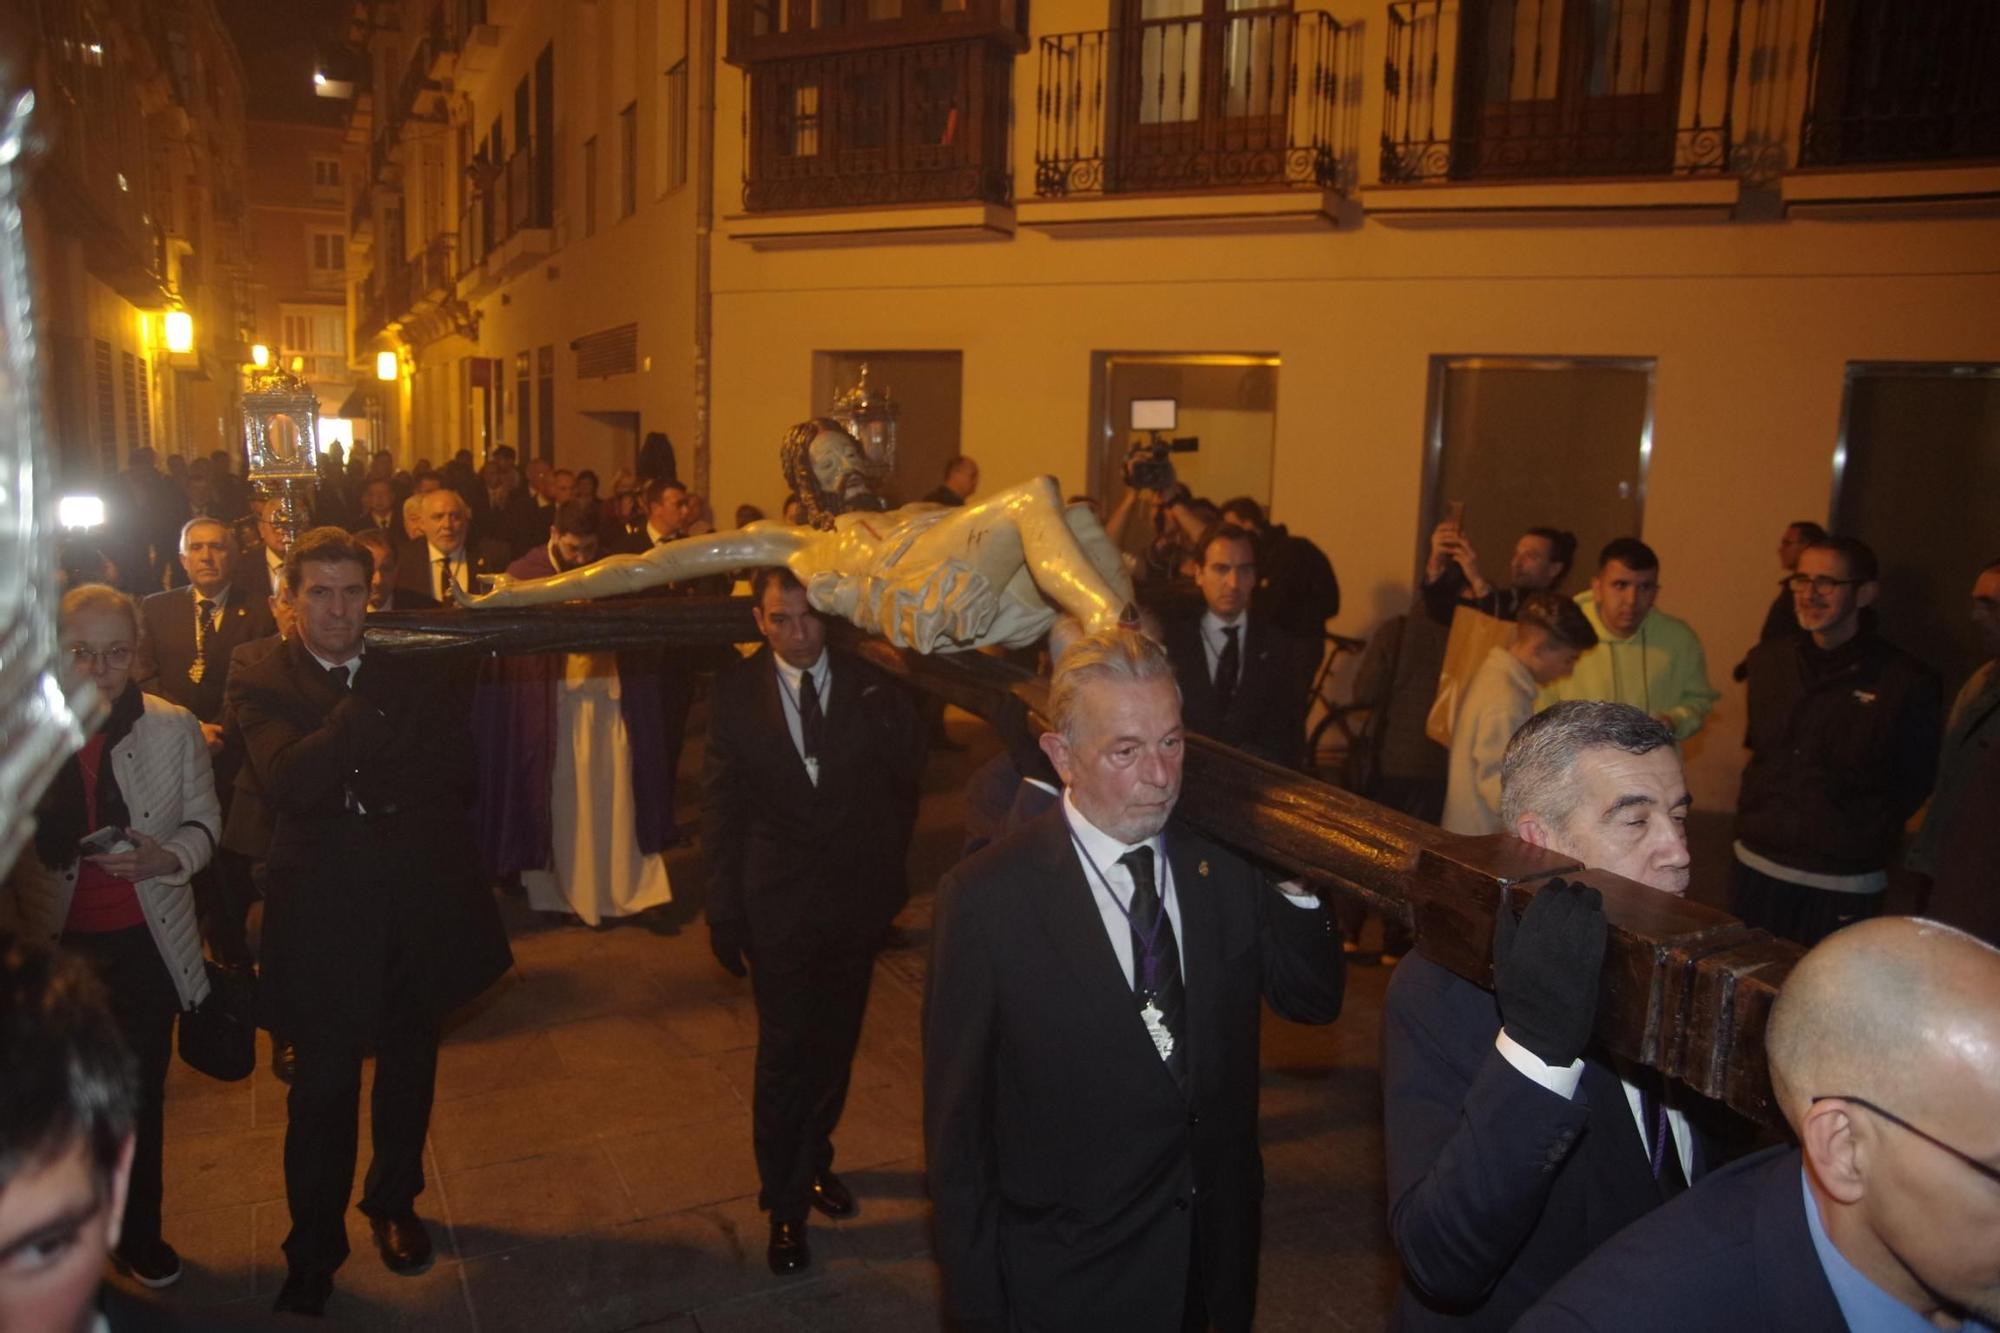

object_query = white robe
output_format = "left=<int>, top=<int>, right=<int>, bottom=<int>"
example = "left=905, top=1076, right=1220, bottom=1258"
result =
left=523, top=652, right=673, bottom=925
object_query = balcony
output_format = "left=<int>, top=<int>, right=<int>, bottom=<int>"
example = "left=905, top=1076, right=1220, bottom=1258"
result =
left=458, top=146, right=552, bottom=292
left=1034, top=9, right=1352, bottom=198
left=1379, top=0, right=1745, bottom=185
left=1797, top=0, right=2000, bottom=169
left=742, top=38, right=1015, bottom=211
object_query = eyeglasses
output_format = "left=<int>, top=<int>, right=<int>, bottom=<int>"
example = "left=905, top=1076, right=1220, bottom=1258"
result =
left=1813, top=1094, right=2000, bottom=1187
left=65, top=645, right=135, bottom=670
left=1785, top=574, right=1866, bottom=595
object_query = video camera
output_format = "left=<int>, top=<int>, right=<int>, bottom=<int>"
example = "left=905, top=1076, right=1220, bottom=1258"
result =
left=1124, top=398, right=1200, bottom=493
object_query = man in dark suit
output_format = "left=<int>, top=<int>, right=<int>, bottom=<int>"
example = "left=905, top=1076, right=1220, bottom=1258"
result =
left=1518, top=916, right=2000, bottom=1333
left=704, top=567, right=922, bottom=1276
left=1164, top=524, right=1317, bottom=767
left=925, top=630, right=1345, bottom=1332
left=228, top=528, right=512, bottom=1316
left=1383, top=701, right=1706, bottom=1332
left=921, top=455, right=979, bottom=508
left=132, top=518, right=275, bottom=966
left=351, top=529, right=435, bottom=614
left=396, top=488, right=509, bottom=607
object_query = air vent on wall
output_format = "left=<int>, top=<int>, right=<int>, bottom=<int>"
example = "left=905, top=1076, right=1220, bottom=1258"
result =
left=572, top=323, right=638, bottom=380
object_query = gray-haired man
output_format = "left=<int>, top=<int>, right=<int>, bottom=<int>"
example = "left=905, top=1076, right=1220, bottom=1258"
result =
left=924, top=629, right=1344, bottom=1332
left=1383, top=701, right=1704, bottom=1331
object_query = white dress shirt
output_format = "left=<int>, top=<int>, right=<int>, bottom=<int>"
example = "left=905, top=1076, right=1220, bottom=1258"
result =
left=427, top=543, right=470, bottom=601
left=1495, top=1029, right=1695, bottom=1180
left=772, top=650, right=832, bottom=786
left=264, top=546, right=285, bottom=597
left=1061, top=790, right=1185, bottom=989
left=1199, top=609, right=1249, bottom=690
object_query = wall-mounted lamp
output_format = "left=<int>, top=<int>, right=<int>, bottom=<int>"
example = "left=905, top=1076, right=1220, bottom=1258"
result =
left=376, top=350, right=399, bottom=382
left=164, top=310, right=194, bottom=354
left=250, top=343, right=270, bottom=368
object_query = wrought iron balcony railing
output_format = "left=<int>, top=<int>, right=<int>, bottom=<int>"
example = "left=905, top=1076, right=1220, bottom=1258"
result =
left=1036, top=9, right=1354, bottom=197
left=1798, top=0, right=2000, bottom=168
left=1380, top=0, right=1744, bottom=184
left=742, top=38, right=1015, bottom=210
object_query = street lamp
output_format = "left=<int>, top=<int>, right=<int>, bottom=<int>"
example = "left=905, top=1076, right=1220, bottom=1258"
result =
left=376, top=350, right=398, bottom=381
left=251, top=343, right=270, bottom=368
left=164, top=309, right=194, bottom=354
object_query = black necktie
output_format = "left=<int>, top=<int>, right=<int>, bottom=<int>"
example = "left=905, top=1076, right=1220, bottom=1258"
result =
left=190, top=598, right=217, bottom=684
left=798, top=671, right=824, bottom=762
left=1120, top=847, right=1187, bottom=1087
left=437, top=554, right=457, bottom=602
left=1214, top=625, right=1241, bottom=713
left=1639, top=1075, right=1688, bottom=1200
left=326, top=663, right=351, bottom=691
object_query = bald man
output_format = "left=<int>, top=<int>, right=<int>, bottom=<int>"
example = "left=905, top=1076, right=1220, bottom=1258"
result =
left=1517, top=917, right=2000, bottom=1332
left=396, top=489, right=510, bottom=607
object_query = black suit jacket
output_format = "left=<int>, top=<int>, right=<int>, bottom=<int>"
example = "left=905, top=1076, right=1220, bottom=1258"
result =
left=924, top=807, right=1345, bottom=1332
left=218, top=636, right=284, bottom=860
left=134, top=585, right=276, bottom=724
left=1164, top=610, right=1316, bottom=767
left=395, top=538, right=512, bottom=604
left=1516, top=1146, right=1847, bottom=1332
left=702, top=645, right=922, bottom=958
left=1382, top=954, right=1720, bottom=1331
left=225, top=639, right=512, bottom=1043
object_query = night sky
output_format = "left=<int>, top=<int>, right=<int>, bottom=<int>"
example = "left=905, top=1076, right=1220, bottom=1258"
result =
left=216, top=0, right=355, bottom=125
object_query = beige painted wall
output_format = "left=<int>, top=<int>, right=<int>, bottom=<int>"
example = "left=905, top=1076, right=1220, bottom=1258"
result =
left=703, top=28, right=2000, bottom=809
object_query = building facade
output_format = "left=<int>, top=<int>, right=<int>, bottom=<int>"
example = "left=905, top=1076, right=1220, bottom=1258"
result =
left=347, top=0, right=706, bottom=477
left=342, top=0, right=2000, bottom=806
left=22, top=0, right=255, bottom=486
left=244, top=116, right=357, bottom=442
left=704, top=0, right=2000, bottom=806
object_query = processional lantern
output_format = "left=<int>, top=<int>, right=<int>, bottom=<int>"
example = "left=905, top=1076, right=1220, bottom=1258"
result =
left=0, top=74, right=96, bottom=865
left=829, top=361, right=899, bottom=483
left=241, top=368, right=323, bottom=549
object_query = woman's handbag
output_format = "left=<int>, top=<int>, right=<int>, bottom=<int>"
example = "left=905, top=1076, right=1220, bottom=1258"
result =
left=178, top=960, right=258, bottom=1081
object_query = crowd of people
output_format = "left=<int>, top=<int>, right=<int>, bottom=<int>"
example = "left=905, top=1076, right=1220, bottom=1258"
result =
left=6, top=440, right=1998, bottom=1333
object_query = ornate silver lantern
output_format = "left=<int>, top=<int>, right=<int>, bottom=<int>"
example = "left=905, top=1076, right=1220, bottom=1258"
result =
left=828, top=362, right=899, bottom=484
left=240, top=369, right=324, bottom=548
left=0, top=79, right=94, bottom=867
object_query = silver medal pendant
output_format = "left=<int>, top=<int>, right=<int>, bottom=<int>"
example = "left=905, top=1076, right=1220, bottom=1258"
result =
left=1141, top=999, right=1174, bottom=1060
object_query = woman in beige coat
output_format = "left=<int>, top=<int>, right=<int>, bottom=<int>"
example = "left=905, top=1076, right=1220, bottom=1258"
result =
left=7, top=584, right=219, bottom=1288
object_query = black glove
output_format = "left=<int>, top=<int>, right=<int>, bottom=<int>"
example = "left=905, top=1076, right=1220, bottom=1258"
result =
left=1493, top=878, right=1606, bottom=1068
left=709, top=919, right=750, bottom=978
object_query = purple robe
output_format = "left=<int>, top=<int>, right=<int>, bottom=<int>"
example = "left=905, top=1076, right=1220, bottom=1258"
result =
left=472, top=546, right=672, bottom=875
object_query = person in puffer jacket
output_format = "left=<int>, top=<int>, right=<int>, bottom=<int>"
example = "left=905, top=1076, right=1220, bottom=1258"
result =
left=1732, top=537, right=1941, bottom=946
left=5, top=583, right=219, bottom=1291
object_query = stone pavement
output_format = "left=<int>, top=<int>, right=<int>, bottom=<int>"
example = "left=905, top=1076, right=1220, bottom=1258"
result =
left=140, top=714, right=1401, bottom=1330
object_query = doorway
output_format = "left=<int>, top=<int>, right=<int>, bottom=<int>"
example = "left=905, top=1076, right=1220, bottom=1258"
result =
left=1831, top=363, right=2000, bottom=691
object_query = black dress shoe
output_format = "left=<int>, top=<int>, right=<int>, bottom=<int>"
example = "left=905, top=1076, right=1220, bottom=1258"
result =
left=809, top=1171, right=857, bottom=1219
left=767, top=1218, right=811, bottom=1275
left=273, top=1267, right=333, bottom=1316
left=367, top=1211, right=434, bottom=1274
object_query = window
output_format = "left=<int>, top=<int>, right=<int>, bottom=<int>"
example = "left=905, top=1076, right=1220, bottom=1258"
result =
left=618, top=101, right=639, bottom=218
left=662, top=61, right=689, bottom=192
left=309, top=231, right=345, bottom=282
left=310, top=155, right=342, bottom=199
left=583, top=135, right=599, bottom=236
left=122, top=351, right=139, bottom=451
left=786, top=84, right=822, bottom=156
left=1423, top=355, right=1653, bottom=588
